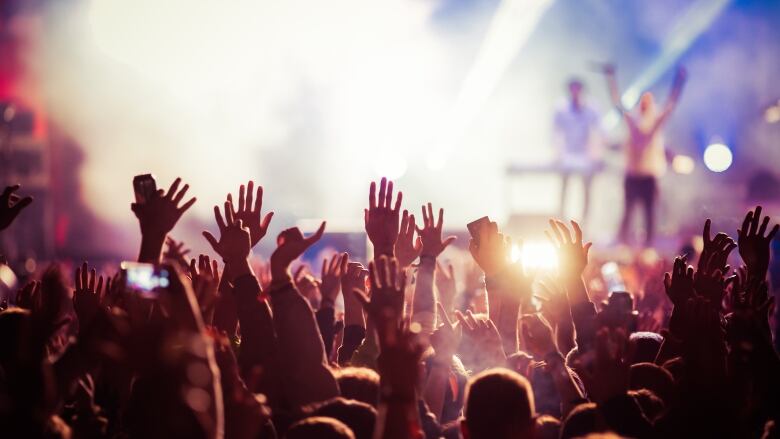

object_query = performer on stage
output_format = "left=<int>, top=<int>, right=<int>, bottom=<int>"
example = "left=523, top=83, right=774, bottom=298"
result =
left=553, top=78, right=603, bottom=220
left=604, top=65, right=687, bottom=245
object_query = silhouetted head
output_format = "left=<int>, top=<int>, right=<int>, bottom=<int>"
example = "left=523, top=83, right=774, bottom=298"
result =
left=333, top=367, right=380, bottom=407
left=535, top=414, right=561, bottom=439
left=568, top=79, right=584, bottom=106
left=285, top=416, right=355, bottom=439
left=638, top=92, right=656, bottom=117
left=461, top=368, right=535, bottom=439
left=560, top=403, right=602, bottom=439
left=629, top=362, right=675, bottom=406
left=628, top=389, right=665, bottom=422
left=307, top=397, right=376, bottom=439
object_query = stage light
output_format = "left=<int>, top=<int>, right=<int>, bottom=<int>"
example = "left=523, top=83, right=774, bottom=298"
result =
left=511, top=240, right=558, bottom=272
left=671, top=155, right=695, bottom=175
left=703, top=142, right=732, bottom=173
left=765, top=100, right=780, bottom=124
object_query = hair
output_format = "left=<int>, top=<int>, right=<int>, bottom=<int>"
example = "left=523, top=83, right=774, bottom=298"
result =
left=629, top=362, right=675, bottom=406
left=307, top=397, right=376, bottom=439
left=461, top=368, right=535, bottom=439
left=285, top=416, right=355, bottom=439
left=535, top=414, right=561, bottom=439
left=627, top=332, right=663, bottom=364
left=333, top=367, right=380, bottom=407
left=661, top=357, right=685, bottom=383
left=628, top=389, right=665, bottom=422
left=560, top=403, right=602, bottom=439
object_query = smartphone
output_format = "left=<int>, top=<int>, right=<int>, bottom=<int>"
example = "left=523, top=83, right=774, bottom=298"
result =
left=120, top=261, right=170, bottom=299
left=600, top=261, right=626, bottom=293
left=467, top=216, right=491, bottom=244
left=133, top=174, right=157, bottom=204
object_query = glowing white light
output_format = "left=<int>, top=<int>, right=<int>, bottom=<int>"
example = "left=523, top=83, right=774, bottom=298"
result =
left=511, top=241, right=558, bottom=271
left=671, top=155, right=695, bottom=174
left=372, top=151, right=408, bottom=180
left=703, top=143, right=732, bottom=173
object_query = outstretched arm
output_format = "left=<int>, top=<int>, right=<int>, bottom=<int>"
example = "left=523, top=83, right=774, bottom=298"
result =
left=133, top=177, right=196, bottom=263
left=652, top=67, right=687, bottom=132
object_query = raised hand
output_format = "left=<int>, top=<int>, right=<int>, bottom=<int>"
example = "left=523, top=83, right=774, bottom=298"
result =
left=698, top=219, right=736, bottom=274
left=203, top=200, right=252, bottom=265
left=73, top=262, right=105, bottom=330
left=546, top=219, right=592, bottom=280
left=226, top=180, right=274, bottom=248
left=293, top=265, right=321, bottom=305
left=417, top=203, right=456, bottom=259
left=131, top=177, right=196, bottom=238
left=354, top=256, right=406, bottom=347
left=164, top=236, right=191, bottom=270
left=520, top=313, right=557, bottom=359
left=0, top=184, right=33, bottom=230
left=364, top=178, right=403, bottom=257
left=663, top=256, right=694, bottom=306
left=535, top=275, right=570, bottom=327
left=576, top=327, right=630, bottom=405
left=693, top=251, right=727, bottom=305
left=394, top=210, right=422, bottom=268
left=320, top=253, right=348, bottom=307
left=737, top=206, right=778, bottom=279
left=434, top=261, right=456, bottom=312
left=269, top=222, right=326, bottom=282
left=430, top=303, right=460, bottom=360
left=189, top=255, right=221, bottom=319
left=468, top=220, right=509, bottom=277
left=455, top=310, right=505, bottom=363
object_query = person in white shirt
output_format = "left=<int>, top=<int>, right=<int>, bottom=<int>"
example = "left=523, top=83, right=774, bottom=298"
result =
left=553, top=79, right=604, bottom=220
left=605, top=65, right=687, bottom=245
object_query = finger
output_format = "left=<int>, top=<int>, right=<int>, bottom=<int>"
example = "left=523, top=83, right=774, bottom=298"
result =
left=583, top=242, right=593, bottom=259
left=213, top=205, right=227, bottom=232
left=75, top=266, right=82, bottom=291
left=321, top=257, right=328, bottom=278
left=436, top=207, right=444, bottom=231
left=759, top=215, right=770, bottom=237
left=0, top=184, right=20, bottom=203
left=294, top=265, right=307, bottom=282
left=81, top=262, right=89, bottom=290
left=703, top=218, right=711, bottom=244
left=369, top=181, right=377, bottom=210
left=245, top=181, right=254, bottom=214
left=442, top=236, right=457, bottom=250
left=178, top=197, right=196, bottom=214
left=172, top=184, right=189, bottom=204
left=740, top=211, right=752, bottom=238
left=165, top=178, right=182, bottom=199
left=556, top=220, right=573, bottom=244
left=254, top=184, right=264, bottom=216
left=385, top=180, right=394, bottom=210
left=768, top=224, right=780, bottom=241
left=400, top=210, right=409, bottom=234
left=548, top=220, right=564, bottom=246
left=238, top=184, right=246, bottom=212
left=203, top=231, right=219, bottom=251
left=571, top=220, right=583, bottom=244
left=751, top=206, right=762, bottom=235
left=260, top=212, right=274, bottom=233
left=454, top=310, right=471, bottom=330
left=339, top=253, right=349, bottom=275
left=427, top=203, right=434, bottom=228
left=224, top=201, right=234, bottom=226
left=353, top=288, right=371, bottom=310
left=393, top=191, right=403, bottom=212
left=89, top=268, right=97, bottom=292
left=378, top=178, right=387, bottom=209
left=437, top=302, right=452, bottom=327
left=389, top=258, right=399, bottom=290
left=303, top=221, right=326, bottom=247
left=10, top=196, right=32, bottom=213
left=420, top=205, right=428, bottom=228
left=368, top=260, right=380, bottom=290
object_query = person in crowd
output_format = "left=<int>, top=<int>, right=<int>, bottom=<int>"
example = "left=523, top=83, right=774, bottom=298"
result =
left=553, top=78, right=604, bottom=221
left=0, top=171, right=778, bottom=439
left=605, top=64, right=687, bottom=246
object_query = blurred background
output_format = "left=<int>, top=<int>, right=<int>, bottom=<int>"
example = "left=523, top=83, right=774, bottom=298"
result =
left=1, top=0, right=779, bottom=268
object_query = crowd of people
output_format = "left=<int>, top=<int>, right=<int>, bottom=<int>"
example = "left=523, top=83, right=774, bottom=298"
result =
left=0, top=176, right=778, bottom=439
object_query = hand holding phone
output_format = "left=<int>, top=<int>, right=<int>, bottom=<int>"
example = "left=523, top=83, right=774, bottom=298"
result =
left=133, top=174, right=157, bottom=204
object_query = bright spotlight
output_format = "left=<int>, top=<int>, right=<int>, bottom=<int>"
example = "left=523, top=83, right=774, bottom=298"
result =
left=511, top=241, right=558, bottom=272
left=703, top=142, right=732, bottom=173
left=671, top=155, right=695, bottom=175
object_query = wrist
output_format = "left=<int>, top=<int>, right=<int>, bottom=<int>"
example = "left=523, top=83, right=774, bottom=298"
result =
left=373, top=244, right=394, bottom=258
left=270, top=270, right=293, bottom=290
left=321, top=296, right=336, bottom=309
left=228, top=258, right=252, bottom=282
